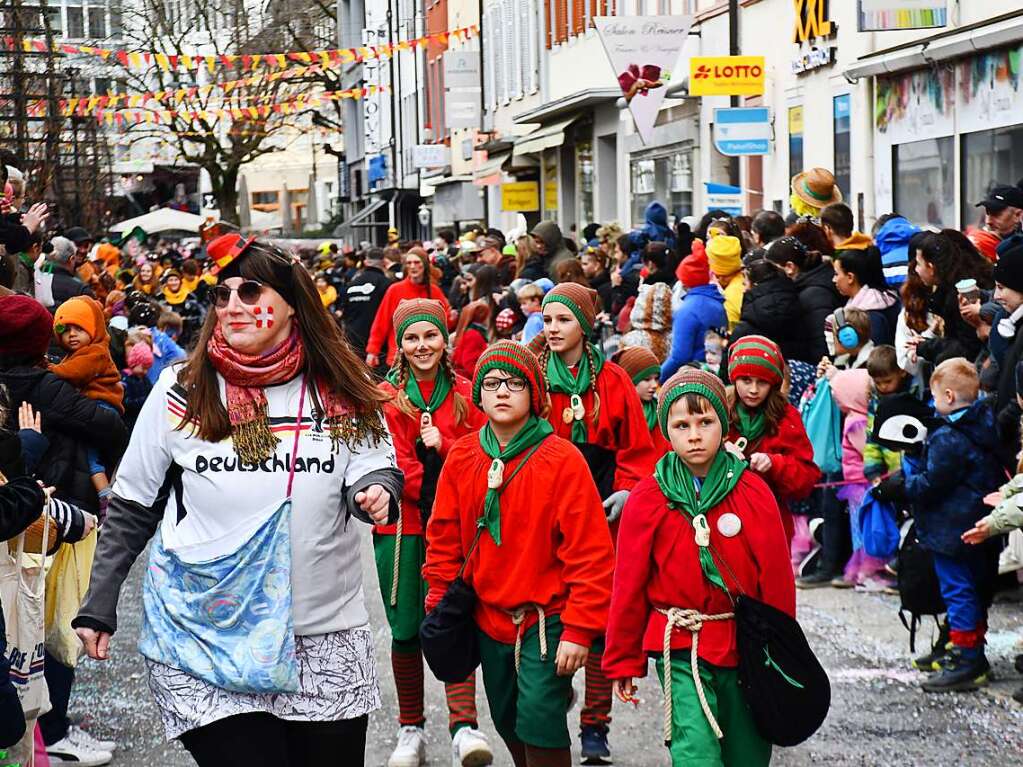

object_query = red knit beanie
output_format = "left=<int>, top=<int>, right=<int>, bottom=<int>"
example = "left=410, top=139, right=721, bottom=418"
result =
left=679, top=249, right=710, bottom=288
left=393, top=298, right=448, bottom=343
left=728, top=335, right=784, bottom=387
left=472, top=341, right=547, bottom=415
left=0, top=295, right=54, bottom=359
left=542, top=282, right=598, bottom=334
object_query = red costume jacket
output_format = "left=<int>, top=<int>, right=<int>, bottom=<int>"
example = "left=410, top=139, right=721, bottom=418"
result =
left=727, top=402, right=819, bottom=541
left=545, top=360, right=657, bottom=499
left=424, top=433, right=614, bottom=648
left=603, top=472, right=796, bottom=679
left=377, top=374, right=485, bottom=537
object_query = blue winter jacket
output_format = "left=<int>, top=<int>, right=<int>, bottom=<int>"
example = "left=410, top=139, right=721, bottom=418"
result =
left=660, top=285, right=727, bottom=381
left=623, top=202, right=677, bottom=275
left=904, top=399, right=1007, bottom=557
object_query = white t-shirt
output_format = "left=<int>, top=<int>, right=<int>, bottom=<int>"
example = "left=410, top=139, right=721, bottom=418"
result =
left=113, top=366, right=397, bottom=635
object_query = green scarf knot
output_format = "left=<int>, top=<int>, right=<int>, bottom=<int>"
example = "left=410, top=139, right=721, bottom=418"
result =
left=386, top=367, right=452, bottom=418
left=653, top=449, right=745, bottom=593
left=545, top=344, right=605, bottom=443
left=478, top=417, right=553, bottom=545
left=734, top=401, right=766, bottom=447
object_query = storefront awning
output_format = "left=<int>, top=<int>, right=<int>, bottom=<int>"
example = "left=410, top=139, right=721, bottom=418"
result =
left=332, top=197, right=387, bottom=235
left=845, top=8, right=1023, bottom=79
left=513, top=117, right=579, bottom=157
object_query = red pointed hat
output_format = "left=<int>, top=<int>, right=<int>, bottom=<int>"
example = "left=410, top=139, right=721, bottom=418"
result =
left=207, top=232, right=257, bottom=276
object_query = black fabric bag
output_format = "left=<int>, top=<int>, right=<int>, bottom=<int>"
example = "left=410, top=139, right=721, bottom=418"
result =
left=420, top=526, right=484, bottom=683
left=734, top=594, right=831, bottom=747
left=896, top=521, right=945, bottom=652
left=414, top=441, right=444, bottom=527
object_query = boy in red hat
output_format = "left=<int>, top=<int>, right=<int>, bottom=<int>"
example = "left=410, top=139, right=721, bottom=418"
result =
left=604, top=367, right=795, bottom=766
left=424, top=341, right=614, bottom=767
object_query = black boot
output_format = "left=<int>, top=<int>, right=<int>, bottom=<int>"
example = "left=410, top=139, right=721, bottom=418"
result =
left=579, top=725, right=611, bottom=765
left=912, top=621, right=951, bottom=672
left=921, top=647, right=989, bottom=693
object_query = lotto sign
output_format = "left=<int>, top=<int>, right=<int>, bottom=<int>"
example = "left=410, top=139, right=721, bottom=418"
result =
left=689, top=56, right=765, bottom=97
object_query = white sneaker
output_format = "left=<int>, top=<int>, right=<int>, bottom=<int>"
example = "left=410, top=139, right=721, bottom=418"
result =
left=452, top=727, right=494, bottom=767
left=388, top=725, right=426, bottom=767
left=46, top=734, right=113, bottom=767
left=67, top=725, right=117, bottom=753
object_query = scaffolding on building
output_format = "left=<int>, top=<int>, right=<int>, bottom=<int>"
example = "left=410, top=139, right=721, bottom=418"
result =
left=0, top=0, right=112, bottom=231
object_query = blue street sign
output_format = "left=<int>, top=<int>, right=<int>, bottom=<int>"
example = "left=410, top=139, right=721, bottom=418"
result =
left=713, top=107, right=771, bottom=157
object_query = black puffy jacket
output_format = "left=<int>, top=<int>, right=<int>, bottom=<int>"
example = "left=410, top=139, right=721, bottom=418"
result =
left=730, top=275, right=805, bottom=364
left=916, top=284, right=986, bottom=365
left=793, top=262, right=844, bottom=363
left=0, top=365, right=127, bottom=513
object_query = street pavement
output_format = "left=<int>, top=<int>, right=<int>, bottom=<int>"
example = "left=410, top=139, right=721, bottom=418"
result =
left=71, top=532, right=1023, bottom=766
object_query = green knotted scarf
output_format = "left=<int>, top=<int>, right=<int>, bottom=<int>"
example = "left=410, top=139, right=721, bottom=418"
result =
left=545, top=344, right=606, bottom=443
left=643, top=397, right=659, bottom=432
left=386, top=367, right=452, bottom=416
left=734, top=401, right=767, bottom=446
left=653, top=449, right=745, bottom=593
left=478, top=417, right=553, bottom=545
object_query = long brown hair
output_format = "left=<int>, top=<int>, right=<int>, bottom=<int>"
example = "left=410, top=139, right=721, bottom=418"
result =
left=177, top=242, right=386, bottom=442
left=386, top=349, right=470, bottom=426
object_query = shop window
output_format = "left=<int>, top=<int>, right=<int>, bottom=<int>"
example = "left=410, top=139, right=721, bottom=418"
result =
left=251, top=191, right=280, bottom=211
left=788, top=106, right=804, bottom=183
left=893, top=137, right=954, bottom=228
left=833, top=95, right=851, bottom=201
left=961, top=124, right=1023, bottom=230
left=631, top=150, right=693, bottom=226
left=670, top=152, right=693, bottom=220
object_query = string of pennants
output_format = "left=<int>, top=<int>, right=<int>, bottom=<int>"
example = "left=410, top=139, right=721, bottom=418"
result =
left=93, top=85, right=387, bottom=126
left=3, top=25, right=477, bottom=74
left=27, top=60, right=335, bottom=118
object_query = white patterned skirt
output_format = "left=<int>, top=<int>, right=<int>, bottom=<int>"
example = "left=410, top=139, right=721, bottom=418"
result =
left=146, top=628, right=380, bottom=740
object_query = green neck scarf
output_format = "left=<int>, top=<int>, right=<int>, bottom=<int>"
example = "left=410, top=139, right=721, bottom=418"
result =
left=546, top=343, right=606, bottom=442
left=734, top=401, right=767, bottom=446
left=653, top=449, right=745, bottom=592
left=386, top=367, right=452, bottom=416
left=642, top=397, right=659, bottom=432
left=478, top=417, right=553, bottom=545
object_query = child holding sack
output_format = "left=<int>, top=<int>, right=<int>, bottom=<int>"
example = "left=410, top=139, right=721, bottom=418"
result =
left=604, top=368, right=796, bottom=766
left=725, top=336, right=819, bottom=544
left=615, top=346, right=670, bottom=456
left=376, top=299, right=491, bottom=767
left=532, top=282, right=657, bottom=761
left=424, top=342, right=614, bottom=767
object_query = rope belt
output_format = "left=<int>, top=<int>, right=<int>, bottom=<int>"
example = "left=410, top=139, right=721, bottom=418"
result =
left=656, top=607, right=734, bottom=743
left=509, top=604, right=548, bottom=674
left=389, top=501, right=403, bottom=607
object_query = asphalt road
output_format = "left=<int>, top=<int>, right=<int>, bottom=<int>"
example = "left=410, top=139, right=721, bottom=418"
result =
left=70, top=532, right=1023, bottom=766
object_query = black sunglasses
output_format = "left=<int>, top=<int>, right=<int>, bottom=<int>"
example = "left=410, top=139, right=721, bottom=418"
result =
left=210, top=280, right=264, bottom=308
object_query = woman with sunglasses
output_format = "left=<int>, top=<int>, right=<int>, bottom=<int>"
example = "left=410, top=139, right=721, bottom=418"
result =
left=375, top=298, right=493, bottom=767
left=73, top=235, right=403, bottom=766
left=366, top=247, right=451, bottom=370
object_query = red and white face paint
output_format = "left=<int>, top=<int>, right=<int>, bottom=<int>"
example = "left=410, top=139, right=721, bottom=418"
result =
left=253, top=306, right=275, bottom=329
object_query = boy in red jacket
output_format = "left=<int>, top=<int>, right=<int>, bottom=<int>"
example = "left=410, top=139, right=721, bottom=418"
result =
left=424, top=341, right=614, bottom=767
left=604, top=368, right=796, bottom=766
left=725, top=335, right=819, bottom=544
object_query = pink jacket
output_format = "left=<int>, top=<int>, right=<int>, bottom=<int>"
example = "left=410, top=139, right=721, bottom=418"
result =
left=830, top=369, right=870, bottom=484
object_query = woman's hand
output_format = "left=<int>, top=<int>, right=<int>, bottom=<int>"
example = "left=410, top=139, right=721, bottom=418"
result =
left=76, top=628, right=111, bottom=661
left=961, top=518, right=992, bottom=545
left=610, top=268, right=622, bottom=288
left=18, top=402, right=41, bottom=432
left=959, top=296, right=982, bottom=328
left=983, top=491, right=1003, bottom=507
left=555, top=640, right=588, bottom=676
left=365, top=353, right=379, bottom=368
left=748, top=453, right=772, bottom=473
left=613, top=678, right=638, bottom=704
left=355, top=484, right=391, bottom=525
left=21, top=202, right=48, bottom=234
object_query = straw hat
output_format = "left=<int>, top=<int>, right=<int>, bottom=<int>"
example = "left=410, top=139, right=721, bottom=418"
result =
left=791, top=167, right=842, bottom=209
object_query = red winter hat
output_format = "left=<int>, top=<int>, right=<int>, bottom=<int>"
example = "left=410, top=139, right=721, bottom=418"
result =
left=678, top=248, right=710, bottom=288
left=0, top=295, right=54, bottom=359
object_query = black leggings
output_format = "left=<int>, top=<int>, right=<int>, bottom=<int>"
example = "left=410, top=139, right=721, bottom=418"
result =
left=179, top=712, right=368, bottom=766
